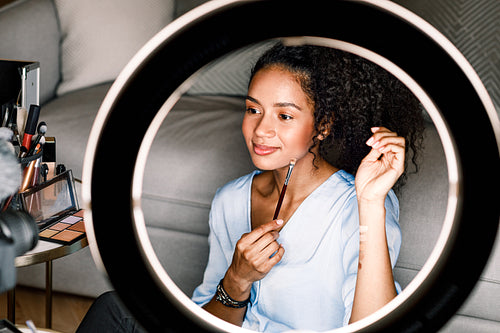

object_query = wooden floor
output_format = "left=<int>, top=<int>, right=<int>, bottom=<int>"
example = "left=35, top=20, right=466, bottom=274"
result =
left=0, top=286, right=94, bottom=333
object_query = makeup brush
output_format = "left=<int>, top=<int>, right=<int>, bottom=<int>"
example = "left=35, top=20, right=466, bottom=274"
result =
left=26, top=320, right=39, bottom=333
left=29, top=136, right=45, bottom=187
left=273, top=158, right=296, bottom=220
left=20, top=137, right=45, bottom=192
left=26, top=121, right=47, bottom=156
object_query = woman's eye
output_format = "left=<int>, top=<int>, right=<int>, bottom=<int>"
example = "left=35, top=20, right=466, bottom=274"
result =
left=279, top=113, right=293, bottom=120
left=246, top=107, right=260, bottom=114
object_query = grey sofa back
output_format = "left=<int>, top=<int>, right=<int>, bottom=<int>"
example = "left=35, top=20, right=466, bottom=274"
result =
left=0, top=0, right=60, bottom=104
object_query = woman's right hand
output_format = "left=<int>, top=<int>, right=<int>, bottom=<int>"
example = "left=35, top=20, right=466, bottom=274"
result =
left=223, top=219, right=285, bottom=300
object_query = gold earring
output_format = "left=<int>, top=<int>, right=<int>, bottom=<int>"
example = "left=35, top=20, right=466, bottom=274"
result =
left=317, top=131, right=328, bottom=141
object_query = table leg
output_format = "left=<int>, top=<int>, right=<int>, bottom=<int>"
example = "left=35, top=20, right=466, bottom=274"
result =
left=45, top=260, right=53, bottom=328
left=7, top=288, right=15, bottom=323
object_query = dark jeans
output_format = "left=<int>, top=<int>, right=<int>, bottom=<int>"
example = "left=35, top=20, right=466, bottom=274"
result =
left=76, top=291, right=146, bottom=333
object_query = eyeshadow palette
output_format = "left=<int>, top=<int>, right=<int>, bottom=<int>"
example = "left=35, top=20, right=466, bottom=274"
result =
left=20, top=170, right=86, bottom=245
left=37, top=209, right=86, bottom=244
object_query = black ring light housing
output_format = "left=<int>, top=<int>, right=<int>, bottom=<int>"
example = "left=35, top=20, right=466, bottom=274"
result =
left=82, top=0, right=500, bottom=332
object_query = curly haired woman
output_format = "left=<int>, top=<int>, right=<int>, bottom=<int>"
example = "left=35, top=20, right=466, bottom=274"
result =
left=76, top=42, right=424, bottom=333
left=191, top=42, right=424, bottom=331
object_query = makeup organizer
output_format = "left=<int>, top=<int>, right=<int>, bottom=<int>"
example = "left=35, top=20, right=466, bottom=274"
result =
left=1, top=60, right=85, bottom=244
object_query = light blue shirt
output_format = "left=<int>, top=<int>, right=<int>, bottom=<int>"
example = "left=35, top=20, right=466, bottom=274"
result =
left=192, top=170, right=401, bottom=332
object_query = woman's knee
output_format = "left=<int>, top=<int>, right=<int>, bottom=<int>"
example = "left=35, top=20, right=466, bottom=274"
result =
left=77, top=291, right=142, bottom=332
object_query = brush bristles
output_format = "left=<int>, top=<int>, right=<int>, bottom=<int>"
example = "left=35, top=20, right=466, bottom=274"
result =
left=284, top=158, right=296, bottom=186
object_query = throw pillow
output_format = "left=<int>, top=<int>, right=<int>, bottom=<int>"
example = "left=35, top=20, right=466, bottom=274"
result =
left=55, top=0, right=174, bottom=96
left=187, top=40, right=276, bottom=96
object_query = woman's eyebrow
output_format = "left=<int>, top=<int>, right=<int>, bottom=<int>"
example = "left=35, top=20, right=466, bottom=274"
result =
left=273, top=102, right=302, bottom=111
left=246, top=96, right=302, bottom=111
left=246, top=95, right=260, bottom=104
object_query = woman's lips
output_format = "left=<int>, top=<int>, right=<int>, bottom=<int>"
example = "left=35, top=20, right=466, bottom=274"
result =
left=253, top=143, right=279, bottom=156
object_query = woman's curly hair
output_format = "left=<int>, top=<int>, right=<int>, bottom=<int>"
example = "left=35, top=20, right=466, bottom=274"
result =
left=250, top=42, right=425, bottom=188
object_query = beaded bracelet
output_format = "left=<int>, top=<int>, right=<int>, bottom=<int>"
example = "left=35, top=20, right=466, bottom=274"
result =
left=215, top=279, right=251, bottom=308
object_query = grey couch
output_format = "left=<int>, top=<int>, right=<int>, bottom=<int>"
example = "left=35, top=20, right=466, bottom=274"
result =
left=1, top=0, right=498, bottom=332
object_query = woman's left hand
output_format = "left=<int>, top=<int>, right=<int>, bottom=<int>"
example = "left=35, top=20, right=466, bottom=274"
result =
left=355, top=127, right=405, bottom=203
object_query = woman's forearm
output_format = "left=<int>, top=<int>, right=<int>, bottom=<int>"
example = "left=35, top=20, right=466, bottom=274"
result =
left=349, top=199, right=397, bottom=324
left=203, top=219, right=284, bottom=326
left=202, top=272, right=252, bottom=327
left=202, top=296, right=247, bottom=327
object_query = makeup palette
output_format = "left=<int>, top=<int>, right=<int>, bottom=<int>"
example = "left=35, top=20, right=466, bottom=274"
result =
left=20, top=170, right=86, bottom=245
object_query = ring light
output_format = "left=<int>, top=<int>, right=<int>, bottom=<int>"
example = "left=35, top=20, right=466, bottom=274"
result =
left=82, top=1, right=500, bottom=332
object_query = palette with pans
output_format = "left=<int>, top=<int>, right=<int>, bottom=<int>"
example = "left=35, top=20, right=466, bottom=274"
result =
left=20, top=170, right=86, bottom=245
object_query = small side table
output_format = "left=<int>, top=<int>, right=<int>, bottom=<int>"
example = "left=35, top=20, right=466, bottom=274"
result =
left=8, top=237, right=88, bottom=328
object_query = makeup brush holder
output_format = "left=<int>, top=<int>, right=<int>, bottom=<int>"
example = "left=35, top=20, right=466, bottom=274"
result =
left=6, top=149, right=44, bottom=211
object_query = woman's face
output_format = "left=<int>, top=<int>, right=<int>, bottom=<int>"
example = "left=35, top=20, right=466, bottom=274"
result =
left=242, top=66, right=318, bottom=171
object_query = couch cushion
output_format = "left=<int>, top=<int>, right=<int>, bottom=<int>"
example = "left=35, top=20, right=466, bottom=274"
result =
left=147, top=225, right=209, bottom=297
left=41, top=83, right=112, bottom=179
left=142, top=95, right=254, bottom=235
left=395, top=121, right=449, bottom=286
left=54, top=0, right=175, bottom=96
left=454, top=234, right=500, bottom=322
left=0, top=0, right=60, bottom=104
left=440, top=314, right=500, bottom=333
left=394, top=120, right=500, bottom=329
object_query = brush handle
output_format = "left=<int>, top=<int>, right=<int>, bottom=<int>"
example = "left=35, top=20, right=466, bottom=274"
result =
left=273, top=184, right=288, bottom=220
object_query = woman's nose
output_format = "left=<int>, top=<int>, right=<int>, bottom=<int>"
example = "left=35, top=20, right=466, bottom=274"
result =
left=254, top=115, right=276, bottom=137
